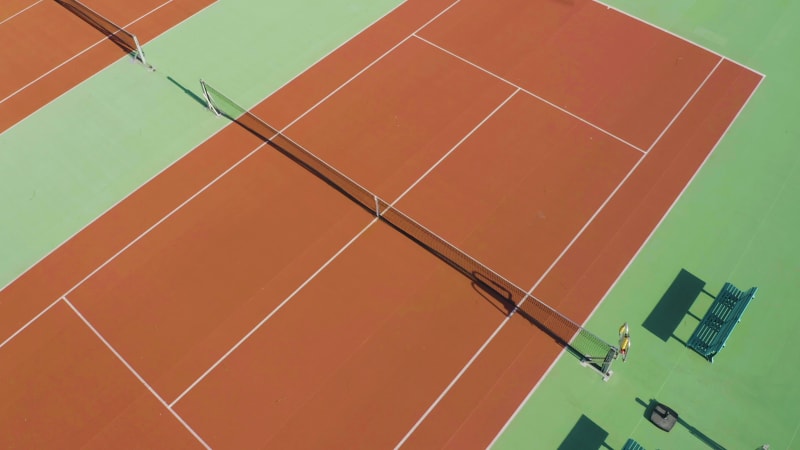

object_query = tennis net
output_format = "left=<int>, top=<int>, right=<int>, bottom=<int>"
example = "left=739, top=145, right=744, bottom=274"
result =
left=200, top=80, right=619, bottom=378
left=56, top=0, right=147, bottom=65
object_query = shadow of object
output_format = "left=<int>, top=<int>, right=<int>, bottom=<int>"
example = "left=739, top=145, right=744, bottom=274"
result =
left=636, top=398, right=727, bottom=450
left=643, top=269, right=705, bottom=342
left=167, top=77, right=208, bottom=109
left=55, top=0, right=140, bottom=60
left=558, top=415, right=612, bottom=450
left=204, top=85, right=611, bottom=370
left=468, top=272, right=592, bottom=364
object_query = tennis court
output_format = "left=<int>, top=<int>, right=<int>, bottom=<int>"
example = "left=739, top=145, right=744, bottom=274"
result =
left=0, top=0, right=214, bottom=132
left=0, top=0, right=767, bottom=448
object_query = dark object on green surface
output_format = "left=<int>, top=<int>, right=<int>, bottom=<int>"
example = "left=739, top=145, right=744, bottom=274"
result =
left=687, top=282, right=757, bottom=362
left=557, top=415, right=610, bottom=450
left=643, top=269, right=705, bottom=342
left=622, top=438, right=646, bottom=450
left=649, top=402, right=678, bottom=432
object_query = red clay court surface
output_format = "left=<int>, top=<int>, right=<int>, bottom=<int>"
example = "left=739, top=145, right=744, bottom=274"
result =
left=0, top=0, right=215, bottom=133
left=0, top=0, right=763, bottom=448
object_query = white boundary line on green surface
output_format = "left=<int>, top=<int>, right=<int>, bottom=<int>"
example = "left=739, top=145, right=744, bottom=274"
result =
left=0, top=0, right=174, bottom=108
left=487, top=68, right=766, bottom=450
left=0, top=0, right=43, bottom=26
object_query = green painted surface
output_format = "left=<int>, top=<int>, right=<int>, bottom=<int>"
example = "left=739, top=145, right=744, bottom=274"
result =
left=0, top=0, right=403, bottom=288
left=494, top=1, right=800, bottom=449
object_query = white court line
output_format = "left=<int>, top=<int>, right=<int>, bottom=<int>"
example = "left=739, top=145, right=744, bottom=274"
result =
left=0, top=0, right=174, bottom=107
left=0, top=144, right=265, bottom=353
left=0, top=0, right=753, bottom=445
left=645, top=57, right=724, bottom=152
left=0, top=0, right=457, bottom=356
left=0, top=0, right=467, bottom=399
left=390, top=88, right=520, bottom=206
left=61, top=144, right=265, bottom=297
left=0, top=0, right=220, bottom=140
left=169, top=218, right=378, bottom=407
left=413, top=34, right=646, bottom=154
left=233, top=0, right=410, bottom=118
left=0, top=0, right=405, bottom=291
left=591, top=0, right=765, bottom=78
left=395, top=53, right=726, bottom=450
left=488, top=66, right=766, bottom=450
left=0, top=0, right=43, bottom=27
left=171, top=86, right=519, bottom=406
left=0, top=297, right=61, bottom=350
left=62, top=296, right=211, bottom=449
left=0, top=0, right=411, bottom=287
left=277, top=0, right=461, bottom=132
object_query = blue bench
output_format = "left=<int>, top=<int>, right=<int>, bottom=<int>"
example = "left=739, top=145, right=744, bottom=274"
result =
left=686, top=282, right=757, bottom=362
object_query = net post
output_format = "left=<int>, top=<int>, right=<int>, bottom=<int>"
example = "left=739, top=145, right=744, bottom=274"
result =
left=599, top=347, right=618, bottom=381
left=199, top=79, right=221, bottom=117
left=374, top=195, right=380, bottom=217
left=132, top=35, right=146, bottom=65
left=578, top=347, right=617, bottom=381
left=56, top=0, right=152, bottom=70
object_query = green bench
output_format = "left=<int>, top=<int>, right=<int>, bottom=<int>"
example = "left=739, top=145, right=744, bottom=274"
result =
left=687, top=282, right=757, bottom=362
left=622, top=438, right=646, bottom=450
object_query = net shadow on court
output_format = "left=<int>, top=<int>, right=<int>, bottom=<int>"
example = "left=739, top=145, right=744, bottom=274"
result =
left=55, top=0, right=146, bottom=64
left=198, top=80, right=620, bottom=377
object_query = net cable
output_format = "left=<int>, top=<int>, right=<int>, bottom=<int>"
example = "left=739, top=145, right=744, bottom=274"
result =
left=56, top=0, right=147, bottom=66
left=199, top=80, right=619, bottom=377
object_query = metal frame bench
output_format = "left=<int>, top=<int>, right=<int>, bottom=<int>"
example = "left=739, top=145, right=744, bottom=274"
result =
left=686, top=282, right=757, bottom=362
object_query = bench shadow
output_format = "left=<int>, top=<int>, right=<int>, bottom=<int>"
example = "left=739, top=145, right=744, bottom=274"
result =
left=643, top=269, right=705, bottom=344
left=558, top=414, right=612, bottom=450
left=635, top=398, right=727, bottom=450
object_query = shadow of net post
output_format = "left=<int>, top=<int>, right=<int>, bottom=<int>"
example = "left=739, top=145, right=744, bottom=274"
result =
left=168, top=76, right=211, bottom=109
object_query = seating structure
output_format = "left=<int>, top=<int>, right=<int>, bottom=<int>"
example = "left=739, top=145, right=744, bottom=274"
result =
left=686, top=282, right=758, bottom=362
left=622, top=438, right=646, bottom=450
